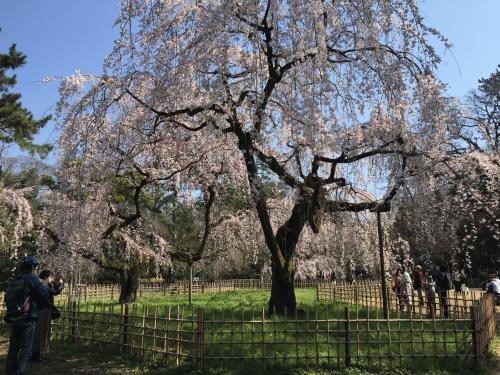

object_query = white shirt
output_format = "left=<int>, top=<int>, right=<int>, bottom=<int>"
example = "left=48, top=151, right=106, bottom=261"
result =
left=402, top=271, right=412, bottom=286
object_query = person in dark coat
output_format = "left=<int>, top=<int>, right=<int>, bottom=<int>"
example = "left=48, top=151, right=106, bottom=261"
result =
left=435, top=265, right=451, bottom=318
left=412, top=265, right=424, bottom=307
left=6, top=256, right=50, bottom=375
left=31, top=270, right=64, bottom=362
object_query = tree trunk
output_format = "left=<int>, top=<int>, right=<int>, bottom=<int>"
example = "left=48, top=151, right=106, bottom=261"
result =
left=237, top=134, right=317, bottom=315
left=268, top=199, right=310, bottom=314
left=119, top=268, right=139, bottom=303
left=269, top=264, right=296, bottom=314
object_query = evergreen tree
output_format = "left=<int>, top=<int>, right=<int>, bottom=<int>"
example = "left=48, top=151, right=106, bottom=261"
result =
left=0, top=32, right=51, bottom=156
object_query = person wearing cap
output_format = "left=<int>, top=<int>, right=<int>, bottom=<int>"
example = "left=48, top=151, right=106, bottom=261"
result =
left=6, top=256, right=50, bottom=375
left=412, top=265, right=424, bottom=307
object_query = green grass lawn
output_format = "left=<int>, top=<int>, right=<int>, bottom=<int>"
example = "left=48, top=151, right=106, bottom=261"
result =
left=47, top=288, right=487, bottom=374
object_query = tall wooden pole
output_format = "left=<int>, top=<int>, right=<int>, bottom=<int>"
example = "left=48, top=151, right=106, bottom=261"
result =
left=377, top=211, right=389, bottom=319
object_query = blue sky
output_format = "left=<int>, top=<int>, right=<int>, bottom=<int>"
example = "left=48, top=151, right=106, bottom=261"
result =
left=1, top=0, right=499, bottom=161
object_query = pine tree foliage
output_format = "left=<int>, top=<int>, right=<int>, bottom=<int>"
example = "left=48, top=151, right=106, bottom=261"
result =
left=0, top=35, right=51, bottom=156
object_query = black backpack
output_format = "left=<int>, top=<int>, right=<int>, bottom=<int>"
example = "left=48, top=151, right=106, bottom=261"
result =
left=3, top=276, right=31, bottom=324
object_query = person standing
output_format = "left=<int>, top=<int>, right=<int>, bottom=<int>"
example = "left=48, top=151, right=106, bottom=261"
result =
left=401, top=267, right=413, bottom=313
left=31, top=270, right=64, bottom=362
left=435, top=265, right=452, bottom=318
left=393, top=270, right=403, bottom=311
left=424, top=270, right=436, bottom=318
left=486, top=275, right=500, bottom=305
left=412, top=265, right=424, bottom=307
left=5, top=256, right=50, bottom=375
left=452, top=268, right=462, bottom=293
left=330, top=271, right=336, bottom=286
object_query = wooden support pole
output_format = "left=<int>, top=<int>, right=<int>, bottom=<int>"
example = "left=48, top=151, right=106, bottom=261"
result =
left=377, top=211, right=389, bottom=319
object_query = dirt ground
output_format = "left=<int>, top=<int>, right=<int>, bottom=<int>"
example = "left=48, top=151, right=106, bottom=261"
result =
left=0, top=335, right=148, bottom=375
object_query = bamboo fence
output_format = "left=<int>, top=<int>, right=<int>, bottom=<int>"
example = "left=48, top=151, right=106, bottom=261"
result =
left=0, top=281, right=496, bottom=371
left=317, top=281, right=484, bottom=319
left=44, top=293, right=497, bottom=370
left=57, top=279, right=323, bottom=303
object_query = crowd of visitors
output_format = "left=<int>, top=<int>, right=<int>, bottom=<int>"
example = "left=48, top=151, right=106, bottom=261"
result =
left=3, top=256, right=63, bottom=375
left=391, top=264, right=468, bottom=318
left=389, top=264, right=500, bottom=318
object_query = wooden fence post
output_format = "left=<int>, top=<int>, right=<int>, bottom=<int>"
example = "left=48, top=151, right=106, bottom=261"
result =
left=344, top=306, right=351, bottom=367
left=70, top=299, right=78, bottom=343
left=122, top=303, right=129, bottom=354
left=470, top=305, right=480, bottom=366
left=196, top=308, right=205, bottom=369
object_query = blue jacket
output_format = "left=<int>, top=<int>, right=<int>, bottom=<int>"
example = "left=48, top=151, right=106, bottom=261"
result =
left=17, top=271, right=50, bottom=320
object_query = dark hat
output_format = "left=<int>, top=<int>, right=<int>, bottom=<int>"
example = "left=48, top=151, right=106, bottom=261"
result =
left=21, top=256, right=39, bottom=268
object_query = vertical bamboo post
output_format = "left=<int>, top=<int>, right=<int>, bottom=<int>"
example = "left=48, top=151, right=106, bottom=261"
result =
left=70, top=299, right=77, bottom=343
left=396, top=307, right=402, bottom=367
left=409, top=307, right=415, bottom=371
left=99, top=303, right=105, bottom=343
left=386, top=306, right=393, bottom=369
left=470, top=305, right=480, bottom=365
left=241, top=308, right=245, bottom=363
left=87, top=303, right=95, bottom=344
left=188, top=263, right=193, bottom=306
left=231, top=308, right=235, bottom=358
left=261, top=307, right=266, bottom=366
left=108, top=304, right=113, bottom=344
left=196, top=308, right=204, bottom=369
left=366, top=306, right=371, bottom=369
left=335, top=304, right=340, bottom=367
left=345, top=306, right=351, bottom=367
left=315, top=306, right=319, bottom=366
left=175, top=306, right=181, bottom=366
left=140, top=305, right=147, bottom=358
left=152, top=306, right=158, bottom=360
left=376, top=306, right=381, bottom=369
left=325, top=305, right=330, bottom=366
left=164, top=307, right=171, bottom=362
left=305, top=308, right=309, bottom=368
left=251, top=308, right=255, bottom=361
left=121, top=304, right=128, bottom=354
left=131, top=304, right=137, bottom=356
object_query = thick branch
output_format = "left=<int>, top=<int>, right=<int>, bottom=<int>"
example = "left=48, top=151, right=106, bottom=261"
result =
left=325, top=155, right=407, bottom=213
